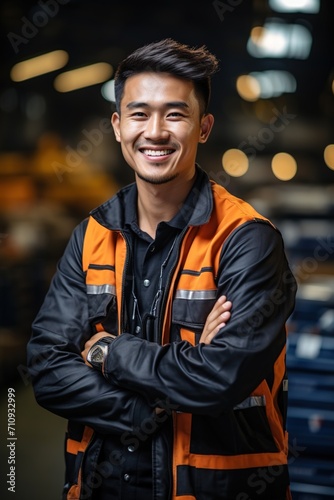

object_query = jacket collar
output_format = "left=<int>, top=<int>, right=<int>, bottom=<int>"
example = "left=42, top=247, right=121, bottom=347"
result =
left=90, top=164, right=213, bottom=231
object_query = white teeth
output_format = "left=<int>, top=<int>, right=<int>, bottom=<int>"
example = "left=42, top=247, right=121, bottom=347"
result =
left=142, top=149, right=173, bottom=156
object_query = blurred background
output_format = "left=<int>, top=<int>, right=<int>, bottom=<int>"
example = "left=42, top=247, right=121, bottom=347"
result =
left=0, top=0, right=333, bottom=498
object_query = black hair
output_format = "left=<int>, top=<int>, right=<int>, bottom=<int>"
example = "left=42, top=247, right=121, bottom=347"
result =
left=114, top=38, right=219, bottom=115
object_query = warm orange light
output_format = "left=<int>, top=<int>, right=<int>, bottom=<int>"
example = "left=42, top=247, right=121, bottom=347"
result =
left=222, top=149, right=249, bottom=177
left=54, top=62, right=113, bottom=92
left=324, top=144, right=334, bottom=170
left=271, top=152, right=297, bottom=180
left=236, top=75, right=261, bottom=102
left=10, top=50, right=69, bottom=82
left=250, top=26, right=267, bottom=44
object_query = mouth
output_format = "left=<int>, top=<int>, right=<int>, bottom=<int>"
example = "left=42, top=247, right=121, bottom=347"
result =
left=139, top=148, right=175, bottom=160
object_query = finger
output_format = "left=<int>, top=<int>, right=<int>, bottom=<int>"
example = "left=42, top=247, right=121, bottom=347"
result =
left=200, top=309, right=231, bottom=344
left=212, top=298, right=232, bottom=317
left=222, top=300, right=232, bottom=311
left=206, top=299, right=227, bottom=323
left=208, top=295, right=226, bottom=315
left=200, top=296, right=232, bottom=344
left=81, top=348, right=90, bottom=364
left=201, top=322, right=226, bottom=344
left=206, top=300, right=232, bottom=328
left=209, top=312, right=230, bottom=334
left=221, top=310, right=231, bottom=322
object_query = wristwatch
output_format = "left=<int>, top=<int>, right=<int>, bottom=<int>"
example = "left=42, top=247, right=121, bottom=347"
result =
left=87, top=336, right=115, bottom=371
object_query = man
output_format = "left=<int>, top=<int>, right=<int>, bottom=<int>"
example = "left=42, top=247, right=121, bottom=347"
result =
left=27, top=39, right=297, bottom=500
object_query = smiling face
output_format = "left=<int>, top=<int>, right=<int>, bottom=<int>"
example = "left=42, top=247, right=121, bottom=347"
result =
left=111, top=72, right=214, bottom=186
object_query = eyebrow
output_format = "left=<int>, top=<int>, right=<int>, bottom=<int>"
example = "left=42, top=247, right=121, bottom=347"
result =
left=126, top=101, right=189, bottom=110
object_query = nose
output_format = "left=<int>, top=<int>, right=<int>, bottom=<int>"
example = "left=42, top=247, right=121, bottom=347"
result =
left=144, top=114, right=169, bottom=141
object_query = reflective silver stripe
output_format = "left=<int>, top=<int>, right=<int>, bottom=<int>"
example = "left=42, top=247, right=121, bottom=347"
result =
left=86, top=284, right=116, bottom=295
left=174, top=290, right=217, bottom=300
left=233, top=396, right=266, bottom=410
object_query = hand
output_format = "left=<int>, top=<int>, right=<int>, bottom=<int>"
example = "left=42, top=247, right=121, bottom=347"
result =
left=81, top=331, right=116, bottom=365
left=199, top=295, right=232, bottom=345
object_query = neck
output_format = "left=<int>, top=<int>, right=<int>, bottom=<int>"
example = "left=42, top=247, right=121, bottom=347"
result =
left=136, top=171, right=196, bottom=239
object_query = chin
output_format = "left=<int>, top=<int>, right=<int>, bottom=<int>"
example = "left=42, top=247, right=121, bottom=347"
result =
left=136, top=171, right=178, bottom=185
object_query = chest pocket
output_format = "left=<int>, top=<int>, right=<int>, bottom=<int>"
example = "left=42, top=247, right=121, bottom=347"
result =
left=171, top=289, right=217, bottom=345
left=86, top=265, right=118, bottom=334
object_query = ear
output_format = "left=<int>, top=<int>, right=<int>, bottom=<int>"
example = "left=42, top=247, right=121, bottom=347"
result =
left=111, top=112, right=121, bottom=143
left=199, top=113, right=214, bottom=143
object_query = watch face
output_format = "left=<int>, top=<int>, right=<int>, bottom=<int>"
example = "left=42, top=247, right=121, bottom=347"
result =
left=90, top=346, right=104, bottom=363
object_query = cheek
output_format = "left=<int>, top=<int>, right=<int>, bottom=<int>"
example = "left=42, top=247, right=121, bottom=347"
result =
left=180, top=128, right=202, bottom=150
left=120, top=143, right=132, bottom=158
left=183, top=122, right=201, bottom=139
left=121, top=124, right=144, bottom=144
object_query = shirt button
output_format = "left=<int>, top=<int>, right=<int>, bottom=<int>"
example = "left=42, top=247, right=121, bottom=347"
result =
left=143, top=279, right=150, bottom=287
left=135, top=325, right=141, bottom=334
left=150, top=245, right=155, bottom=252
left=123, top=473, right=130, bottom=482
left=127, top=445, right=136, bottom=452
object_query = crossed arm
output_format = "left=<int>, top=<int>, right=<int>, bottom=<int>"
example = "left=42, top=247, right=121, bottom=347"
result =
left=80, top=222, right=296, bottom=415
left=28, top=220, right=295, bottom=428
left=81, top=295, right=232, bottom=364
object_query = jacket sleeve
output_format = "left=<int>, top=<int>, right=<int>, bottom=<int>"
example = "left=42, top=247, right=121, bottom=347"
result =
left=103, top=220, right=297, bottom=415
left=27, top=220, right=154, bottom=435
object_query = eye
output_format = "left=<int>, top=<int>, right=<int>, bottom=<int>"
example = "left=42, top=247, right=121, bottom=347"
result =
left=167, top=112, right=184, bottom=118
left=131, top=112, right=147, bottom=118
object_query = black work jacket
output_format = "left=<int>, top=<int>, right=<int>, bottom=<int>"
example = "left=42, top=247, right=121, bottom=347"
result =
left=27, top=166, right=297, bottom=500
